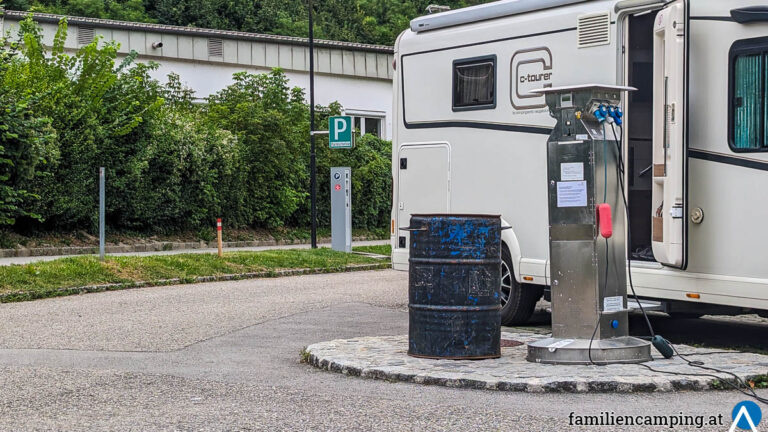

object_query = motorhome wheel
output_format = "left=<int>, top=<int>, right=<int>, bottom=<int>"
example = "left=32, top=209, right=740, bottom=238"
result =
left=500, top=246, right=543, bottom=326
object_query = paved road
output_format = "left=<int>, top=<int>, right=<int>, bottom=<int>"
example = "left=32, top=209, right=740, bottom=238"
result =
left=0, top=270, right=765, bottom=431
left=0, top=240, right=390, bottom=266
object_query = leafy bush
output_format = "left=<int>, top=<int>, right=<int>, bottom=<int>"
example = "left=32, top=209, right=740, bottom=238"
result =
left=0, top=17, right=392, bottom=236
left=0, top=93, right=57, bottom=225
left=206, top=71, right=309, bottom=229
left=125, top=95, right=235, bottom=231
left=0, top=25, right=58, bottom=226
left=300, top=133, right=392, bottom=230
left=3, top=17, right=164, bottom=231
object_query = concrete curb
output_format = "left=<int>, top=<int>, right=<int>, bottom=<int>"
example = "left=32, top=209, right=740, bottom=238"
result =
left=0, top=262, right=391, bottom=303
left=306, top=333, right=768, bottom=394
left=0, top=236, right=383, bottom=258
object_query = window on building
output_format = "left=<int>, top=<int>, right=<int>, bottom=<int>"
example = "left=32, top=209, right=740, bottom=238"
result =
left=453, top=55, right=496, bottom=111
left=730, top=38, right=768, bottom=152
left=365, top=117, right=381, bottom=138
left=352, top=116, right=384, bottom=139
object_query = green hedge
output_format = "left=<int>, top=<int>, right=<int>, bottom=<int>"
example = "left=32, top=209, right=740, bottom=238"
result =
left=1, top=16, right=392, bottom=234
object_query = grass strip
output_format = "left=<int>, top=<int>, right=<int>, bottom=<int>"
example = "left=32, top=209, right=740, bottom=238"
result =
left=0, top=248, right=388, bottom=303
left=352, top=244, right=391, bottom=256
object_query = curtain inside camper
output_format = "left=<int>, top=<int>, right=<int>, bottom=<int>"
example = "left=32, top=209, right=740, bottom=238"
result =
left=453, top=60, right=495, bottom=109
left=733, top=53, right=765, bottom=150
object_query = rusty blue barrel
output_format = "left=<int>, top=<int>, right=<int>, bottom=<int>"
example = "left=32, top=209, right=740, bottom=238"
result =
left=408, top=214, right=502, bottom=359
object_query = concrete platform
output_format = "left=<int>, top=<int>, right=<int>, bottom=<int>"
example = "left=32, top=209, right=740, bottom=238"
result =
left=306, top=331, right=768, bottom=393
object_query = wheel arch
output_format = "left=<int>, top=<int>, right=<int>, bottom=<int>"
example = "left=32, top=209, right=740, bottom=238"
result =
left=500, top=218, right=522, bottom=284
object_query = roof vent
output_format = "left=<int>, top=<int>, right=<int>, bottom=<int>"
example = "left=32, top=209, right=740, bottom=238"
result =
left=208, top=38, right=223, bottom=57
left=78, top=25, right=95, bottom=45
left=577, top=12, right=610, bottom=48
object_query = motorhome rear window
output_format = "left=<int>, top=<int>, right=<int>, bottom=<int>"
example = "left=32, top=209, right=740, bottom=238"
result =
left=730, top=37, right=768, bottom=152
left=452, top=55, right=497, bottom=111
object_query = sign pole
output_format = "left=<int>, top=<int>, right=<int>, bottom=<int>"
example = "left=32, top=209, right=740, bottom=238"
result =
left=99, top=167, right=105, bottom=261
left=308, top=0, right=317, bottom=249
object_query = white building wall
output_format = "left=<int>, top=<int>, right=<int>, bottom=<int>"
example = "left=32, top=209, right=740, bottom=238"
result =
left=148, top=60, right=393, bottom=139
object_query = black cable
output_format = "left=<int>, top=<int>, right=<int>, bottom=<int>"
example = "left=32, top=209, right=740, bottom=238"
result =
left=588, top=237, right=611, bottom=366
left=587, top=313, right=602, bottom=366
left=611, top=122, right=767, bottom=406
left=587, top=123, right=612, bottom=367
left=671, top=344, right=768, bottom=405
left=637, top=362, right=768, bottom=405
left=610, top=122, right=655, bottom=338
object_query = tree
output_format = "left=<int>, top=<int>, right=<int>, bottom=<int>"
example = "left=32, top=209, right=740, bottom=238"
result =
left=22, top=0, right=155, bottom=22
left=0, top=22, right=57, bottom=225
left=8, top=0, right=496, bottom=46
left=2, top=16, right=163, bottom=230
left=206, top=70, right=309, bottom=228
left=0, top=95, right=57, bottom=225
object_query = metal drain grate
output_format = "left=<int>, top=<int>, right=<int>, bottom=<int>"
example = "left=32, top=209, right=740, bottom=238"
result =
left=501, top=339, right=523, bottom=348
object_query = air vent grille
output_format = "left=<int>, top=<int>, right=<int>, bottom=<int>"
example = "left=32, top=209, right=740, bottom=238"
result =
left=577, top=12, right=610, bottom=48
left=78, top=25, right=95, bottom=45
left=208, top=38, right=223, bottom=57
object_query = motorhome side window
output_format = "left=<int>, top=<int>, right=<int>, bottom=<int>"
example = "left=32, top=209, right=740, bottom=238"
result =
left=452, top=55, right=496, bottom=111
left=730, top=37, right=768, bottom=152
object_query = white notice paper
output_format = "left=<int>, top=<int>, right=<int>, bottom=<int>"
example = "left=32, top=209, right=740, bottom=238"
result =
left=560, top=163, right=584, bottom=181
left=556, top=181, right=587, bottom=208
left=603, top=296, right=624, bottom=313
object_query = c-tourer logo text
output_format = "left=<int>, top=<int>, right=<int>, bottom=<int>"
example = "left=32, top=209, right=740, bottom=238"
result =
left=511, top=47, right=553, bottom=110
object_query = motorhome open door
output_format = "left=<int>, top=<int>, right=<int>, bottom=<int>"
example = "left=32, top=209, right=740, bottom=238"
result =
left=651, top=0, right=687, bottom=269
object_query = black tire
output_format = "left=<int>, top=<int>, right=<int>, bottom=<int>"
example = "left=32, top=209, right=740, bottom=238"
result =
left=500, top=245, right=543, bottom=326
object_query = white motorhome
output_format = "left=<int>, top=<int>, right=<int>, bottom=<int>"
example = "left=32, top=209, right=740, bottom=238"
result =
left=391, top=0, right=768, bottom=324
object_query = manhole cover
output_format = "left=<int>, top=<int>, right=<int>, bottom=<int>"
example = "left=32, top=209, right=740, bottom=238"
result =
left=501, top=339, right=523, bottom=348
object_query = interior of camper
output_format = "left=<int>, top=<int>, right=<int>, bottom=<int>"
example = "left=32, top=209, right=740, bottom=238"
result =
left=625, top=11, right=657, bottom=262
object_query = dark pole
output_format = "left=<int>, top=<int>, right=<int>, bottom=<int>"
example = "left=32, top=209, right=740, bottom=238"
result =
left=309, top=0, right=317, bottom=249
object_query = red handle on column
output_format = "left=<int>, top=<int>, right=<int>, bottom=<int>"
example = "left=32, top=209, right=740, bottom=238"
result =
left=597, top=204, right=613, bottom=239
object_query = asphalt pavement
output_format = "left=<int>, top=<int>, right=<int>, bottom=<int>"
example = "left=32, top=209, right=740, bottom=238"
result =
left=0, top=270, right=765, bottom=431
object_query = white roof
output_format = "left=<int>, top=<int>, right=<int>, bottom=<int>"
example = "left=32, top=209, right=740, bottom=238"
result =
left=410, top=0, right=593, bottom=33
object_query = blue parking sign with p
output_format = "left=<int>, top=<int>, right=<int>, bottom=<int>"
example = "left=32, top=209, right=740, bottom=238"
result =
left=329, top=116, right=354, bottom=149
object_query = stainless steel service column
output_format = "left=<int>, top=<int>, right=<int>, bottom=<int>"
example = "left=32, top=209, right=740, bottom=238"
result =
left=527, top=85, right=651, bottom=365
left=330, top=167, right=352, bottom=252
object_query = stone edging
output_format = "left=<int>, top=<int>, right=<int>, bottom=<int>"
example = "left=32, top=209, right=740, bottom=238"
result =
left=0, top=262, right=391, bottom=303
left=0, top=236, right=382, bottom=258
left=306, top=333, right=768, bottom=394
